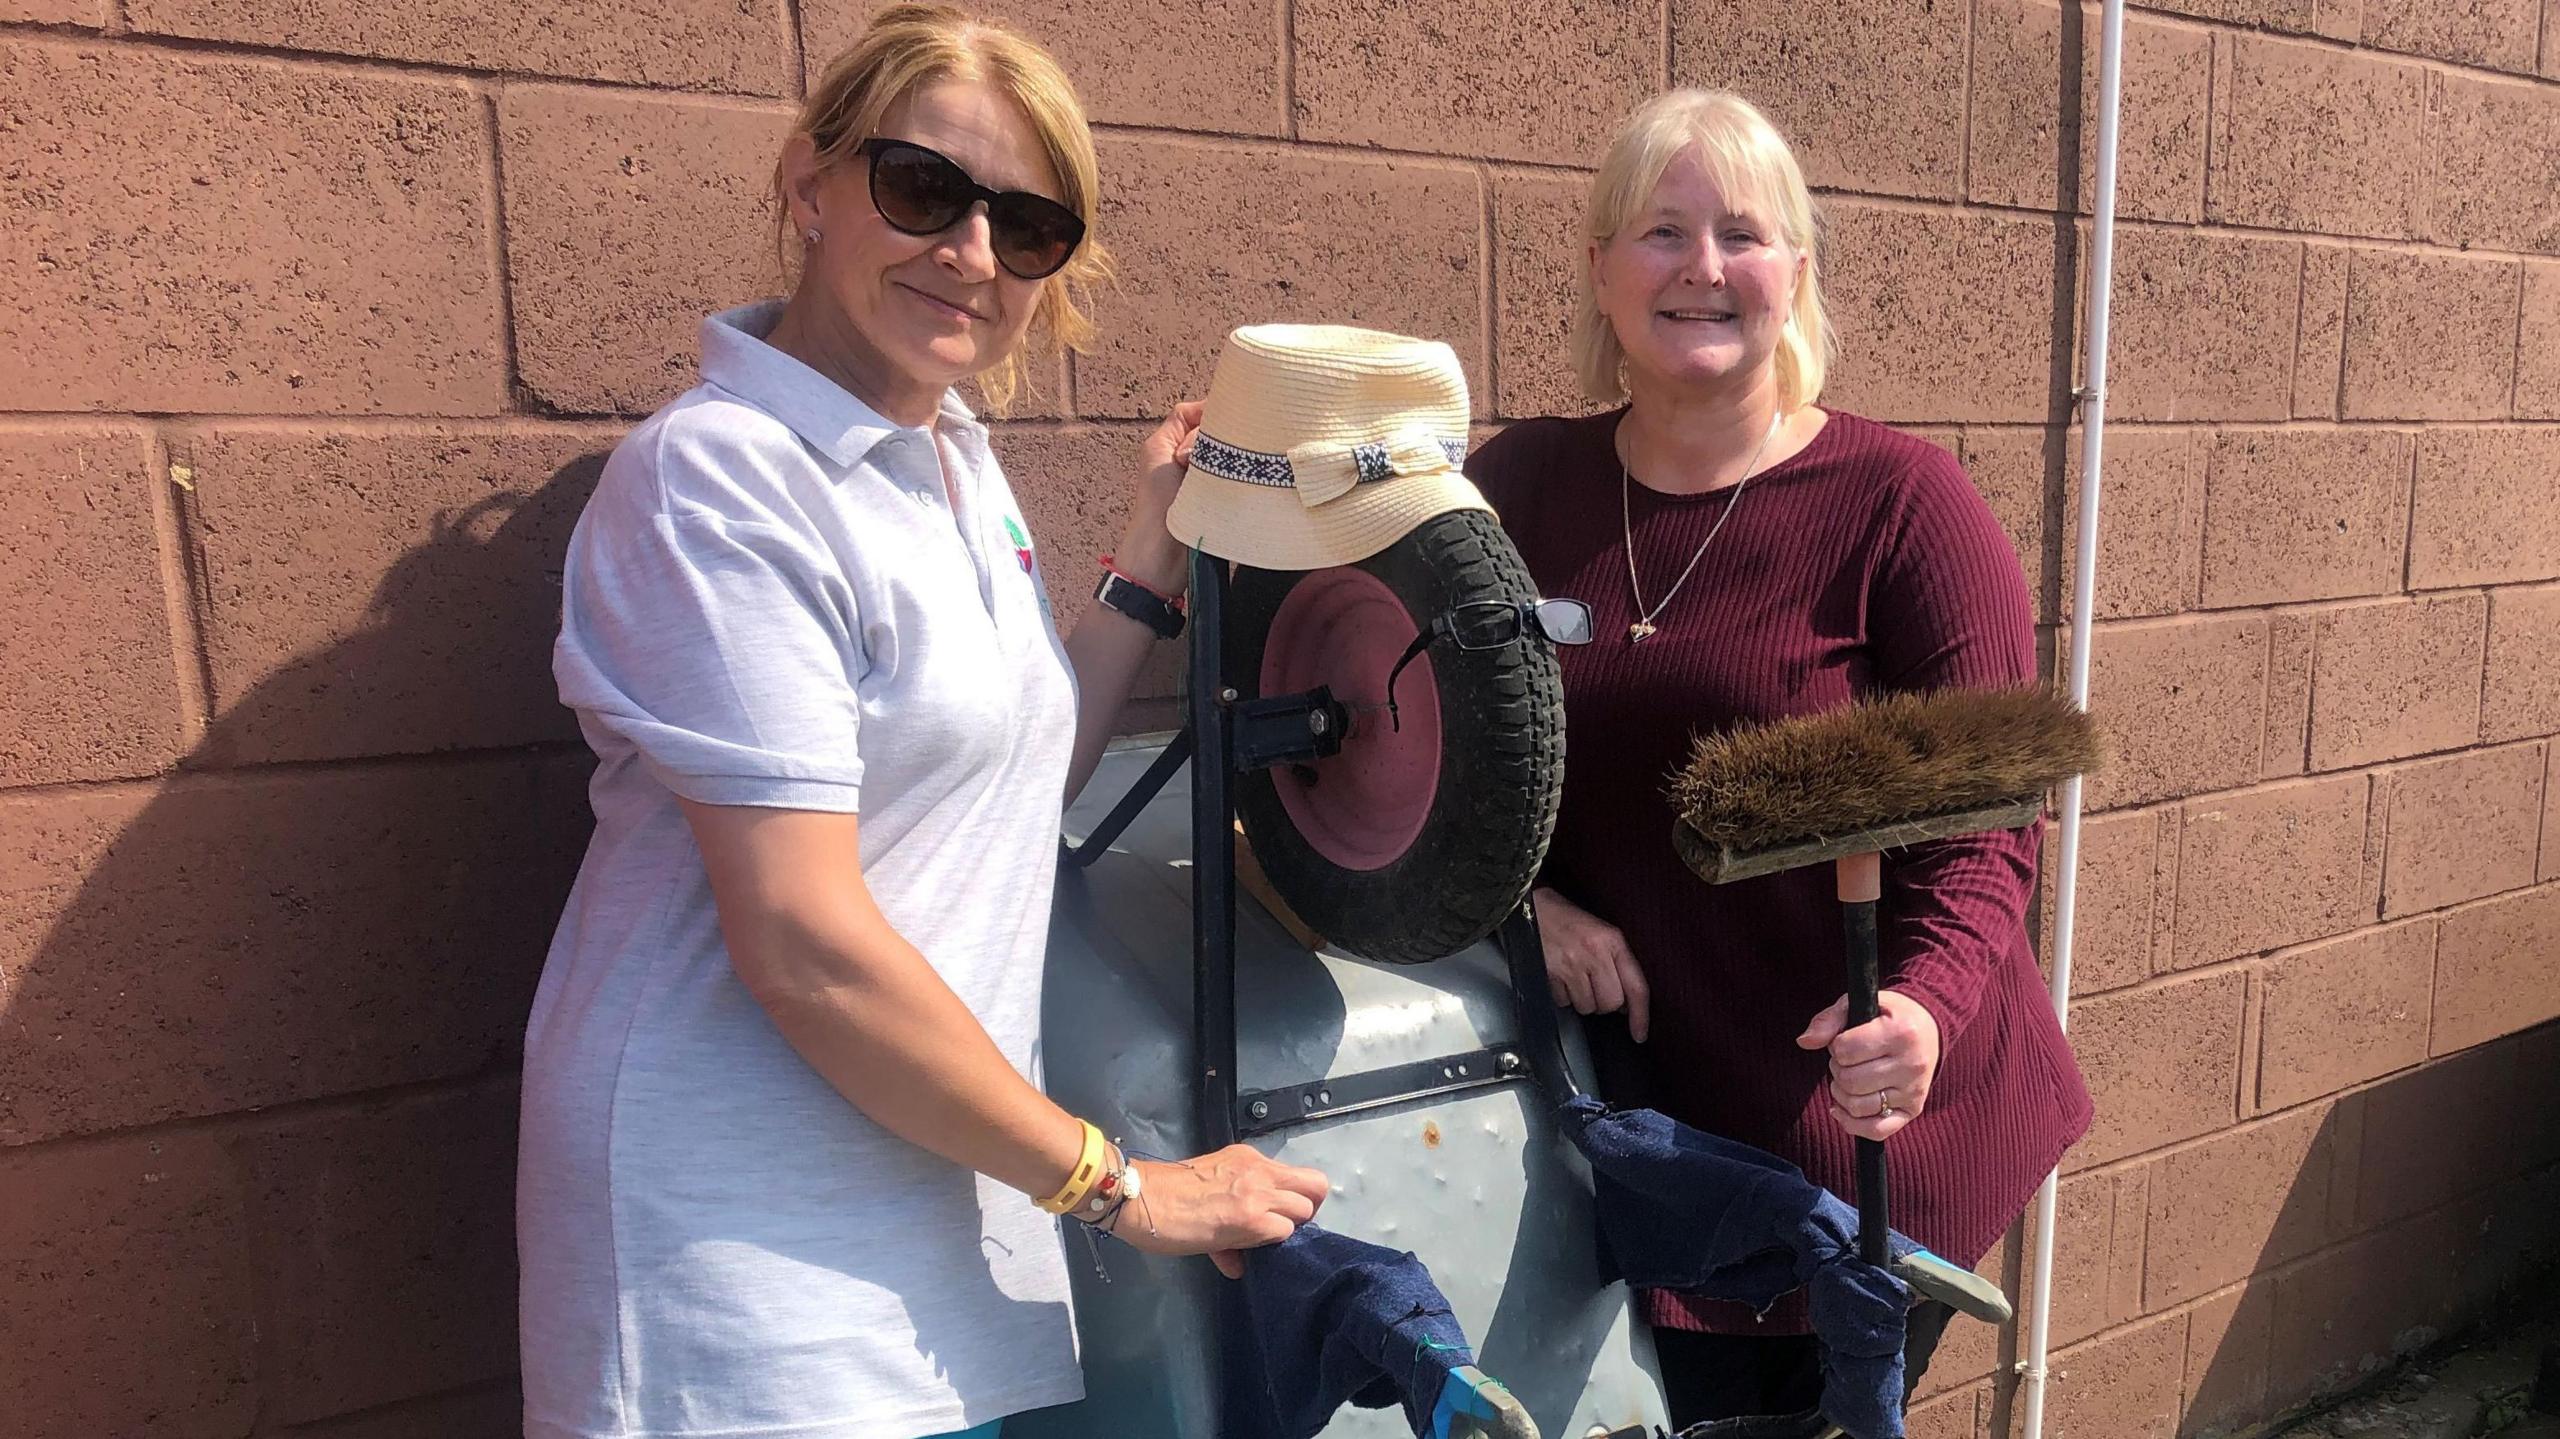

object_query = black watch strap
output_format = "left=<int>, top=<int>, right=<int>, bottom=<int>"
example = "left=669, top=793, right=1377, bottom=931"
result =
left=1093, top=570, right=1185, bottom=640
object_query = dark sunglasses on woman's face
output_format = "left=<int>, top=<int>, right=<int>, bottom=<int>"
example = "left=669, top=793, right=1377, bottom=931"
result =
left=1385, top=598, right=1596, bottom=731
left=854, top=137, right=1087, bottom=281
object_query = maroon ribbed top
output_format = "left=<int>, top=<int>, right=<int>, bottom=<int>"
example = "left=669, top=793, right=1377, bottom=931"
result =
left=1472, top=407, right=2093, bottom=1335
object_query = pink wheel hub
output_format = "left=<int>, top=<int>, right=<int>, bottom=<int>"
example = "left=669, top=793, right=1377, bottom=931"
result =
left=1259, top=567, right=1442, bottom=872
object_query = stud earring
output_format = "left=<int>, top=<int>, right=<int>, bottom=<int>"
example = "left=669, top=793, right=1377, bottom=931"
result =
left=804, top=227, right=821, bottom=245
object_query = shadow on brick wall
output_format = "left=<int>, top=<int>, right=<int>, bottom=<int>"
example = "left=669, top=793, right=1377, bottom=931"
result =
left=1938, top=1021, right=2560, bottom=1439
left=2166, top=1032, right=2560, bottom=1439
left=3, top=449, right=615, bottom=1436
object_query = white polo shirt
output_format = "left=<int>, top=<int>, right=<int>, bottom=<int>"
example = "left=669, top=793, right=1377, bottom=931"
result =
left=520, top=301, right=1083, bottom=1439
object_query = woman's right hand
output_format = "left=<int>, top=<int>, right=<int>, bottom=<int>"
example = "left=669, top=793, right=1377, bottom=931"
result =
left=1118, top=1145, right=1331, bottom=1278
left=1532, top=886, right=1650, bottom=1042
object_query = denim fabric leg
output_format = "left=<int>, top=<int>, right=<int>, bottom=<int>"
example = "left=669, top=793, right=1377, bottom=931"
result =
left=1658, top=1302, right=1956, bottom=1432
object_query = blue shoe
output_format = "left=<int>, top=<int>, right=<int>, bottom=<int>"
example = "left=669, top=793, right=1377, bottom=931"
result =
left=1431, top=1364, right=1539, bottom=1439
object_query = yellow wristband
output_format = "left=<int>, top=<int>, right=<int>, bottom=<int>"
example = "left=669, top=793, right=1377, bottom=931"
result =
left=1037, top=1121, right=1109, bottom=1215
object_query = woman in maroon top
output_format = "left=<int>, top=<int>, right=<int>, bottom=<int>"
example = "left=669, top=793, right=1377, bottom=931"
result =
left=1469, top=88, right=2092, bottom=1427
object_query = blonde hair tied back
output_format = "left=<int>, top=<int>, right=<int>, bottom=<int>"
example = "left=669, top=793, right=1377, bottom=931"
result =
left=779, top=2, right=1114, bottom=415
left=1570, top=88, right=1834, bottom=412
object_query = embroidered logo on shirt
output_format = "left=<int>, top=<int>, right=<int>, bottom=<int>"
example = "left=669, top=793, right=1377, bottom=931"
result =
left=1003, top=513, right=1036, bottom=576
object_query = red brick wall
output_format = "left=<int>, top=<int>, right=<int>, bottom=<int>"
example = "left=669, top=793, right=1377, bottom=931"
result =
left=4, top=1, right=2556, bottom=1435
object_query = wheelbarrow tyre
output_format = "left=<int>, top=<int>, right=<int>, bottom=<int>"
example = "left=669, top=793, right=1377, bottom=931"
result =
left=1228, top=508, right=1565, bottom=965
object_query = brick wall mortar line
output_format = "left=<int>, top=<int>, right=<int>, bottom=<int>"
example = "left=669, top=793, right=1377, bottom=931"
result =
left=780, top=0, right=805, bottom=102
left=2203, top=31, right=2223, bottom=220
left=1961, top=0, right=1978, bottom=200
left=1841, top=190, right=2560, bottom=264
left=2369, top=771, right=2393, bottom=924
left=2422, top=878, right=2447, bottom=1056
left=1278, top=0, right=1296, bottom=140
left=2106, top=584, right=2498, bottom=633
left=1957, top=418, right=2560, bottom=434
left=2400, top=430, right=2421, bottom=592
left=2067, top=1028, right=2553, bottom=1184
left=2474, top=573, right=2497, bottom=742
left=2514, top=261, right=2531, bottom=417
left=0, top=1067, right=523, bottom=1165
left=2111, top=1155, right=2560, bottom=1338
left=2543, top=743, right=2557, bottom=881
left=2361, top=731, right=2552, bottom=779
left=0, top=411, right=640, bottom=430
left=1091, top=121, right=1545, bottom=175
left=142, top=429, right=214, bottom=744
left=12, top=9, right=2558, bottom=111
left=2287, top=240, right=2311, bottom=415
left=2420, top=68, right=2442, bottom=246
left=0, top=24, right=799, bottom=102
left=2239, top=965, right=2265, bottom=1118
left=243, top=1375, right=522, bottom=1439
left=2334, top=248, right=2356, bottom=415
left=2118, top=3, right=2560, bottom=91
left=2077, top=880, right=2547, bottom=1002
left=477, top=82, right=527, bottom=415
left=0, top=739, right=591, bottom=804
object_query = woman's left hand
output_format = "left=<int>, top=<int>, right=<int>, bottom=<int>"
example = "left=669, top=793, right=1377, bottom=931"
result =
left=1112, top=400, right=1203, bottom=596
left=1797, top=989, right=1941, bottom=1141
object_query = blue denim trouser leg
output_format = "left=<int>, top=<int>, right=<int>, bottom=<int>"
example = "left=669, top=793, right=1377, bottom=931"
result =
left=1559, top=1097, right=1914, bottom=1439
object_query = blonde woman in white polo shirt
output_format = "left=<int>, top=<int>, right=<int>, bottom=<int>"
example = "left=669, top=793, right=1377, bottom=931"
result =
left=516, top=7, right=1330, bottom=1438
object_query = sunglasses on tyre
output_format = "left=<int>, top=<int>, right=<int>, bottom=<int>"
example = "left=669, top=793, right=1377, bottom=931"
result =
left=1385, top=598, right=1596, bottom=731
left=855, top=137, right=1087, bottom=281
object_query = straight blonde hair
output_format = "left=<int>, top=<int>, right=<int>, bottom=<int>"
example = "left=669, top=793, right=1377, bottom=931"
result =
left=780, top=3, right=1112, bottom=415
left=1571, top=89, right=1833, bottom=411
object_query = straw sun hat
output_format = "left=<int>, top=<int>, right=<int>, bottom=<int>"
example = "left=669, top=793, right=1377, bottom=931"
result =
left=1164, top=324, right=1489, bottom=570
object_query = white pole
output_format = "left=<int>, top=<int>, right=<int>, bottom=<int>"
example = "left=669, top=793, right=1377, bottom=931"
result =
left=2017, top=1, right=2126, bottom=1436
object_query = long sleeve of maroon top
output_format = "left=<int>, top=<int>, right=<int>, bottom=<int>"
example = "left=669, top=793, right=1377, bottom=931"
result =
left=1472, top=408, right=2093, bottom=1335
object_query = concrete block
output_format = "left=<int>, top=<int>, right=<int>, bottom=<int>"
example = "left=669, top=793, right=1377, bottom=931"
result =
left=2169, top=774, right=2375, bottom=969
left=2084, top=614, right=2270, bottom=810
left=2427, top=70, right=2560, bottom=255
left=2364, top=0, right=2541, bottom=70
left=2521, top=262, right=2560, bottom=419
left=2045, top=1311, right=2188, bottom=1439
left=283, top=1383, right=521, bottom=1439
left=1956, top=428, right=2054, bottom=620
left=2267, top=1209, right=2467, bottom=1409
left=2044, top=806, right=2165, bottom=994
left=1492, top=168, right=1601, bottom=422
left=181, top=423, right=609, bottom=766
left=1078, top=138, right=1484, bottom=420
left=2255, top=921, right=2435, bottom=1110
left=2185, top=1282, right=2277, bottom=1439
left=2262, top=611, right=2316, bottom=780
left=2409, top=428, right=2560, bottom=589
left=2433, top=884, right=2560, bottom=1053
left=2208, top=34, right=2427, bottom=240
left=0, top=426, right=184, bottom=787
left=2309, top=595, right=2488, bottom=771
left=2546, top=746, right=2559, bottom=883
left=0, top=41, right=503, bottom=415
left=2292, top=243, right=2350, bottom=419
left=127, top=0, right=792, bottom=93
left=2198, top=428, right=2411, bottom=608
left=2065, top=427, right=2207, bottom=621
left=2357, top=1040, right=2527, bottom=1222
left=2068, top=970, right=2247, bottom=1167
left=500, top=87, right=790, bottom=416
left=1295, top=0, right=1659, bottom=165
left=2032, top=1168, right=2147, bottom=1348
left=992, top=421, right=1166, bottom=638
left=2131, top=0, right=2317, bottom=27
left=2145, top=1104, right=2337, bottom=1306
left=0, top=0, right=102, bottom=21
left=1967, top=0, right=2209, bottom=222
left=2100, top=228, right=2301, bottom=423
left=1823, top=204, right=2060, bottom=424
left=2341, top=250, right=2524, bottom=422
left=1671, top=0, right=1968, bottom=200
left=2379, top=744, right=2546, bottom=916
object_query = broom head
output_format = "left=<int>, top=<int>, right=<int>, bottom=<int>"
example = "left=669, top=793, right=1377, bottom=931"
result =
left=1671, top=686, right=2102, bottom=884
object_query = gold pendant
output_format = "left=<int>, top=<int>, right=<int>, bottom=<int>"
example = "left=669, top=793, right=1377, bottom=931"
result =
left=1629, top=621, right=1657, bottom=643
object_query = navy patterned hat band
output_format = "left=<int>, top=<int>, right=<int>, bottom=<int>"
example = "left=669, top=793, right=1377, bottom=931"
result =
left=1188, top=432, right=1468, bottom=492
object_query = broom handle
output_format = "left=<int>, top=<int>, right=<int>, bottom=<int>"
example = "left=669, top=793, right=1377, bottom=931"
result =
left=1838, top=852, right=1889, bottom=1268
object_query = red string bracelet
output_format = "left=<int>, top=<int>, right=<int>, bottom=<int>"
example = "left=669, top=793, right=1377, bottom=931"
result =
left=1099, top=554, right=1187, bottom=613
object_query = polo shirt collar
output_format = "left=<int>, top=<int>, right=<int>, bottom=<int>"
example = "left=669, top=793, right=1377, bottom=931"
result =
left=699, top=300, right=984, bottom=468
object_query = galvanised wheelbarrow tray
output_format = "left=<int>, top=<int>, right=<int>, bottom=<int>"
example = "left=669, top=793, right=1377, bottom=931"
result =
left=1010, top=552, right=1671, bottom=1439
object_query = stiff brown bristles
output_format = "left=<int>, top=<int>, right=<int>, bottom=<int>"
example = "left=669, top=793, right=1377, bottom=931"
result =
left=1670, top=686, right=2103, bottom=855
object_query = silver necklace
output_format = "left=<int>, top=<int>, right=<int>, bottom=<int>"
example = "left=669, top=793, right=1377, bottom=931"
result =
left=1620, top=411, right=1783, bottom=643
